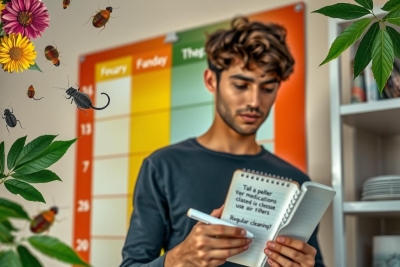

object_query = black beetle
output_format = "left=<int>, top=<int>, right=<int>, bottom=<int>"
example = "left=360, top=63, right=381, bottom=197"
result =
left=2, top=107, right=24, bottom=135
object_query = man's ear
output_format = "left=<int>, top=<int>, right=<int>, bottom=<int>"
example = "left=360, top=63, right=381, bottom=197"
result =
left=204, top=68, right=217, bottom=94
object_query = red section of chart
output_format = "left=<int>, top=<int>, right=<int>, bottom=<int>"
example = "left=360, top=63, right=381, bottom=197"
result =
left=72, top=57, right=96, bottom=265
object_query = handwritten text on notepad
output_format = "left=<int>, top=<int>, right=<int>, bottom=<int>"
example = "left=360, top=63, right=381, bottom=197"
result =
left=229, top=184, right=279, bottom=231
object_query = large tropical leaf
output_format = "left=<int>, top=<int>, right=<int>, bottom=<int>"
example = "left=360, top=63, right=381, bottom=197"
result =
left=11, top=170, right=62, bottom=183
left=0, top=197, right=31, bottom=220
left=7, top=136, right=27, bottom=170
left=4, top=179, right=45, bottom=203
left=14, top=135, right=57, bottom=168
left=312, top=3, right=371, bottom=20
left=320, top=18, right=373, bottom=66
left=28, top=236, right=91, bottom=267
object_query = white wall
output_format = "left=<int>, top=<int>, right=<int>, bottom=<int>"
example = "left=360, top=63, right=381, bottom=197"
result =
left=0, top=0, right=387, bottom=266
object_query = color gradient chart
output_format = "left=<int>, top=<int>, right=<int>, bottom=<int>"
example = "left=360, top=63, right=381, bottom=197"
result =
left=73, top=3, right=306, bottom=266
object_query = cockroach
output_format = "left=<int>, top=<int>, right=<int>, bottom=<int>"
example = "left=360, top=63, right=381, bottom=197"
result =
left=44, top=45, right=60, bottom=67
left=85, top=3, right=118, bottom=34
left=27, top=85, right=43, bottom=100
left=1, top=107, right=24, bottom=135
left=30, top=206, right=58, bottom=234
left=54, top=76, right=110, bottom=115
left=63, top=0, right=70, bottom=9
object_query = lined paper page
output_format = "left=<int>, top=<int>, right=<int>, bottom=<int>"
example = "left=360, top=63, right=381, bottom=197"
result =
left=220, top=170, right=298, bottom=267
left=277, top=182, right=335, bottom=242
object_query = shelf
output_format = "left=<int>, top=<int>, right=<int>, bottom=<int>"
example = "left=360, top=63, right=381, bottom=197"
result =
left=340, top=99, right=400, bottom=135
left=343, top=200, right=400, bottom=217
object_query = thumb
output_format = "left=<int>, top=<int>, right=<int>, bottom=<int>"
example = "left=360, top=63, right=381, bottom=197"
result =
left=210, top=204, right=225, bottom=218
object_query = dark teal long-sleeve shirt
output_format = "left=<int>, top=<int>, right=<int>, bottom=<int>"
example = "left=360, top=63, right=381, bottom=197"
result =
left=120, top=138, right=326, bottom=267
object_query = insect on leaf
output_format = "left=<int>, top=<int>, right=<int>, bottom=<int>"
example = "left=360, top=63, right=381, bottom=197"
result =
left=353, top=22, right=380, bottom=79
left=7, top=136, right=27, bottom=171
left=0, top=141, right=4, bottom=175
left=355, top=0, right=373, bottom=10
left=387, top=25, right=400, bottom=58
left=14, top=138, right=77, bottom=175
left=0, top=250, right=22, bottom=267
left=382, top=0, right=400, bottom=11
left=17, top=245, right=44, bottom=267
left=383, top=8, right=400, bottom=26
left=11, top=169, right=62, bottom=183
left=4, top=179, right=45, bottom=203
left=28, top=236, right=91, bottom=267
left=311, top=3, right=371, bottom=20
left=0, top=223, right=15, bottom=243
left=0, top=197, right=31, bottom=221
left=14, top=135, right=58, bottom=168
left=372, top=28, right=394, bottom=94
left=28, top=62, right=42, bottom=73
left=320, top=18, right=373, bottom=66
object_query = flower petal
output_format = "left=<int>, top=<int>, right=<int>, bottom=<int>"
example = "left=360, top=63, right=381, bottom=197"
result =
left=18, top=0, right=25, bottom=12
left=11, top=1, right=21, bottom=12
left=2, top=13, right=17, bottom=21
left=4, top=5, right=17, bottom=16
left=24, top=0, right=31, bottom=12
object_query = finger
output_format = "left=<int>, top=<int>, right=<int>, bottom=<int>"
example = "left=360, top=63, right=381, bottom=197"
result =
left=275, top=236, right=317, bottom=256
left=207, top=235, right=252, bottom=249
left=204, top=224, right=248, bottom=238
left=210, top=204, right=225, bottom=218
left=265, top=242, right=308, bottom=266
left=205, top=245, right=250, bottom=260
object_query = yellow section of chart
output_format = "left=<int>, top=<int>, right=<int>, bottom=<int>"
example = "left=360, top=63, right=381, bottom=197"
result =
left=131, top=68, right=171, bottom=113
left=95, top=56, right=132, bottom=82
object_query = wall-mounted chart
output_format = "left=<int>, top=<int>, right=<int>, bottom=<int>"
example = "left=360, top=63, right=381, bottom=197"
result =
left=72, top=2, right=306, bottom=266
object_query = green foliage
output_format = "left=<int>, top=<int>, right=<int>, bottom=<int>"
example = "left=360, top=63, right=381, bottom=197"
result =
left=0, top=135, right=90, bottom=267
left=313, top=0, right=400, bottom=95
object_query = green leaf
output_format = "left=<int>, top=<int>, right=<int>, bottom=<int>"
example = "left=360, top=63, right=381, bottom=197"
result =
left=7, top=136, right=27, bottom=171
left=4, top=179, right=45, bottom=203
left=0, top=22, right=5, bottom=37
left=0, top=223, right=15, bottom=243
left=387, top=25, right=400, bottom=58
left=0, top=250, right=22, bottom=267
left=320, top=18, right=373, bottom=66
left=0, top=197, right=31, bottom=220
left=383, top=8, right=400, bottom=26
left=28, top=62, right=42, bottom=72
left=17, top=245, right=44, bottom=267
left=0, top=219, right=19, bottom=232
left=311, top=3, right=371, bottom=20
left=372, top=28, right=394, bottom=94
left=353, top=22, right=380, bottom=78
left=0, top=141, right=4, bottom=175
left=14, top=135, right=57, bottom=168
left=14, top=138, right=77, bottom=175
left=382, top=0, right=400, bottom=11
left=11, top=170, right=62, bottom=183
left=355, top=0, right=373, bottom=10
left=28, top=236, right=91, bottom=267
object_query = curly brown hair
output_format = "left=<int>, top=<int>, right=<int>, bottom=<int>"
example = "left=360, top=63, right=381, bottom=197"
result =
left=205, top=16, right=295, bottom=83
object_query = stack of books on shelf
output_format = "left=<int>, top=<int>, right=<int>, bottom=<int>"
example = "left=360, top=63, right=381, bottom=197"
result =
left=351, top=60, right=400, bottom=104
left=361, top=175, right=400, bottom=201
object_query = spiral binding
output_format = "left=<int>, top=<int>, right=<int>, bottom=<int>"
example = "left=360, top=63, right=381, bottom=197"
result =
left=240, top=168, right=293, bottom=187
left=280, top=190, right=301, bottom=225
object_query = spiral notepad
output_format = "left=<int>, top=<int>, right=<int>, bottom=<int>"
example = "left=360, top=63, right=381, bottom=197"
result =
left=220, top=169, right=336, bottom=267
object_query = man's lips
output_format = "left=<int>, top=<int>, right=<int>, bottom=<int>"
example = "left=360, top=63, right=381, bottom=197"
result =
left=240, top=114, right=260, bottom=123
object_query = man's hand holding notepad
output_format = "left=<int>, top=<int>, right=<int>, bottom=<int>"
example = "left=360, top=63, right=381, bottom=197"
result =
left=218, top=169, right=336, bottom=267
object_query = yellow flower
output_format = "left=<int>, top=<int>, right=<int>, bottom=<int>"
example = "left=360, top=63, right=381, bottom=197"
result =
left=0, top=3, right=5, bottom=14
left=0, top=33, right=37, bottom=73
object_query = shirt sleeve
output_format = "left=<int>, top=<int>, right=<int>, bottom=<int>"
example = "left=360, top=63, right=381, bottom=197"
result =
left=120, top=157, right=171, bottom=267
left=307, top=223, right=325, bottom=267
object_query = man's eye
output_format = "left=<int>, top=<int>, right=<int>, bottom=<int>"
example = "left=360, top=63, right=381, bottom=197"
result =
left=262, top=88, right=275, bottom=93
left=234, top=84, right=248, bottom=90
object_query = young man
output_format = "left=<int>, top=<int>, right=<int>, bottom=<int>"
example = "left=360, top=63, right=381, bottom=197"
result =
left=120, top=16, right=325, bottom=267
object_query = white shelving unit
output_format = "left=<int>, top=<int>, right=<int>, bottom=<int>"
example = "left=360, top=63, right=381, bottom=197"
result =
left=329, top=6, right=400, bottom=267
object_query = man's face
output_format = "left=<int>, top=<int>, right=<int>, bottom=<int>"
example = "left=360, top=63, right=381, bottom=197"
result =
left=214, top=61, right=280, bottom=136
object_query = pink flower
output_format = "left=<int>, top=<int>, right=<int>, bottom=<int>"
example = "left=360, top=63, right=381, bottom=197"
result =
left=1, top=0, right=50, bottom=39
